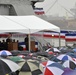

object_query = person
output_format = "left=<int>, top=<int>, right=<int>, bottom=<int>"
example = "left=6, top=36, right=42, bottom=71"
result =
left=17, top=40, right=23, bottom=51
left=6, top=36, right=12, bottom=43
left=6, top=33, right=12, bottom=50
left=2, top=39, right=7, bottom=50
left=0, top=41, right=2, bottom=50
left=24, top=35, right=29, bottom=50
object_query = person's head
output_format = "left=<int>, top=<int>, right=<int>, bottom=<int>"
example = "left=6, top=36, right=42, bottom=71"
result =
left=2, top=40, right=5, bottom=42
left=8, top=33, right=12, bottom=38
left=26, top=34, right=28, bottom=37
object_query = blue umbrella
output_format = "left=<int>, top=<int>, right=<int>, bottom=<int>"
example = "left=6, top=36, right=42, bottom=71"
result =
left=0, top=50, right=12, bottom=57
left=66, top=53, right=76, bottom=58
left=73, top=48, right=76, bottom=52
left=50, top=56, right=61, bottom=62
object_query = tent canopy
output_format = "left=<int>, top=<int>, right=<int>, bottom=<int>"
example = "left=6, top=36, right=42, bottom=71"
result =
left=0, top=15, right=60, bottom=34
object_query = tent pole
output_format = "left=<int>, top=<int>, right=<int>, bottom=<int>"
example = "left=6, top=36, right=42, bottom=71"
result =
left=59, top=32, right=61, bottom=49
left=28, top=34, right=31, bottom=52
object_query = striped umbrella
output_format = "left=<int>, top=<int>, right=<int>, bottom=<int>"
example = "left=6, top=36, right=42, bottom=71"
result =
left=57, top=54, right=73, bottom=61
left=19, top=59, right=42, bottom=75
left=62, top=68, right=76, bottom=75
left=62, top=60, right=76, bottom=70
left=0, top=57, right=20, bottom=75
left=0, top=50, right=12, bottom=57
left=40, top=60, right=64, bottom=75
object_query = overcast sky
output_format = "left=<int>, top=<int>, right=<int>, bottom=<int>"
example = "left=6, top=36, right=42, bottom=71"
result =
left=35, top=0, right=76, bottom=17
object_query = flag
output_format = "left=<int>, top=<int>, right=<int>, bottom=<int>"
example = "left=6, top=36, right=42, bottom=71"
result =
left=34, top=8, right=45, bottom=15
left=18, top=42, right=38, bottom=51
left=65, top=34, right=76, bottom=41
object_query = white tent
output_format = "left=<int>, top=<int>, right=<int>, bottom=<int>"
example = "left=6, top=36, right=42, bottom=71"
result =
left=0, top=15, right=60, bottom=51
left=0, top=16, right=28, bottom=33
left=0, top=15, right=60, bottom=33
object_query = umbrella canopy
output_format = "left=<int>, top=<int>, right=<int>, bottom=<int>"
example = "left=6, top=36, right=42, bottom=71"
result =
left=73, top=48, right=76, bottom=52
left=50, top=56, right=61, bottom=62
left=36, top=55, right=49, bottom=61
left=46, top=48, right=60, bottom=53
left=66, top=52, right=76, bottom=58
left=48, top=51, right=54, bottom=55
left=19, top=59, right=42, bottom=75
left=0, top=50, right=12, bottom=57
left=11, top=50, right=20, bottom=56
left=53, top=48, right=60, bottom=53
left=62, top=68, right=76, bottom=75
left=18, top=54, right=25, bottom=58
left=40, top=60, right=64, bottom=75
left=57, top=54, right=73, bottom=61
left=62, top=60, right=76, bottom=70
left=0, top=58, right=20, bottom=75
left=9, top=56, right=25, bottom=63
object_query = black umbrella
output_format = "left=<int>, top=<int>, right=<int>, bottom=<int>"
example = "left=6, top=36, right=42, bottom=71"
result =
left=0, top=57, right=20, bottom=75
left=19, top=59, right=42, bottom=75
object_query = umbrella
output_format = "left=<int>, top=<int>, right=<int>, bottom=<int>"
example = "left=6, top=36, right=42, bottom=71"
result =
left=73, top=48, right=76, bottom=52
left=19, top=59, right=42, bottom=75
left=36, top=55, right=49, bottom=61
left=40, top=60, right=64, bottom=75
left=50, top=56, right=61, bottom=62
left=62, top=60, right=76, bottom=70
left=9, top=56, right=25, bottom=63
left=0, top=57, right=20, bottom=75
left=66, top=52, right=76, bottom=58
left=11, top=50, right=20, bottom=56
left=18, top=54, right=25, bottom=58
left=57, top=54, right=73, bottom=61
left=0, top=50, right=12, bottom=56
left=53, top=48, right=60, bottom=53
left=62, top=68, right=76, bottom=75
left=72, top=58, right=76, bottom=62
left=48, top=51, right=54, bottom=55
left=46, top=48, right=60, bottom=53
left=36, top=52, right=51, bottom=57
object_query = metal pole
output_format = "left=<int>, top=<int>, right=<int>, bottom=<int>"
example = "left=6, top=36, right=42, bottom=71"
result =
left=28, top=34, right=31, bottom=52
left=52, top=34, right=54, bottom=47
left=59, top=32, right=61, bottom=49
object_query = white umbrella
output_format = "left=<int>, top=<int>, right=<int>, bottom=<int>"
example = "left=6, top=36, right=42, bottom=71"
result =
left=53, top=48, right=60, bottom=52
left=45, top=48, right=60, bottom=52
left=62, top=60, right=76, bottom=70
left=0, top=50, right=12, bottom=56
left=1, top=58, right=20, bottom=72
left=57, top=54, right=73, bottom=61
